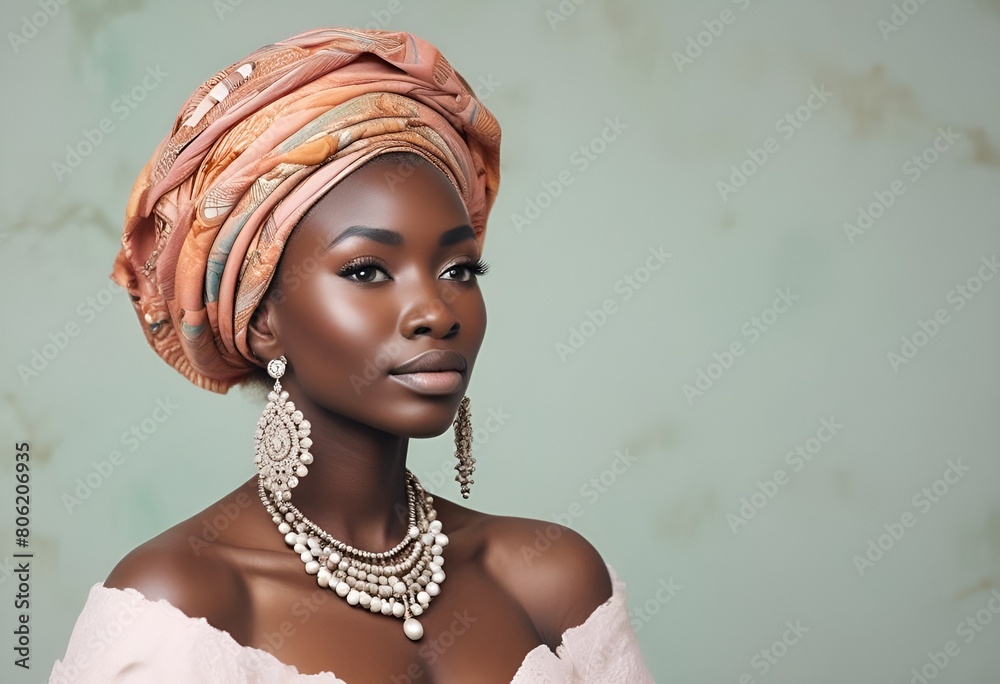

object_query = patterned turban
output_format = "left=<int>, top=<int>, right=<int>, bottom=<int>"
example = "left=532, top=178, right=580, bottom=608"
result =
left=111, top=28, right=501, bottom=394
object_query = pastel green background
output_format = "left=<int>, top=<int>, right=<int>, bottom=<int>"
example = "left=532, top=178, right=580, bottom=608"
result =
left=1, top=1, right=999, bottom=682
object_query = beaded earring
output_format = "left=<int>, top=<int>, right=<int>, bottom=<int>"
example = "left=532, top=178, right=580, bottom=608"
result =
left=254, top=356, right=314, bottom=500
left=453, top=396, right=474, bottom=498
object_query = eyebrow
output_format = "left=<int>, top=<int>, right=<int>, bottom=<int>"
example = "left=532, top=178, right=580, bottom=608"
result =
left=327, top=224, right=476, bottom=249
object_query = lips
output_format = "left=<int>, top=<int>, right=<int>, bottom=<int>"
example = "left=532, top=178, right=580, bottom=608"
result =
left=389, top=351, right=467, bottom=396
left=390, top=350, right=467, bottom=375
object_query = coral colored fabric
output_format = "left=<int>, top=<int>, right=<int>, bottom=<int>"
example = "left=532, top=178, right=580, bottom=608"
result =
left=111, top=28, right=501, bottom=394
left=49, top=565, right=654, bottom=683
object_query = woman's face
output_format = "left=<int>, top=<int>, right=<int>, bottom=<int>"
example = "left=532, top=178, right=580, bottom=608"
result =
left=258, top=154, right=487, bottom=438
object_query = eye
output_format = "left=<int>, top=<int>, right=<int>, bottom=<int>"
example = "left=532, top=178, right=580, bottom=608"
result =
left=442, top=259, right=490, bottom=282
left=338, top=257, right=391, bottom=283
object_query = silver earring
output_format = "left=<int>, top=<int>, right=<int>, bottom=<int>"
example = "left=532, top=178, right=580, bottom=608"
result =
left=453, top=396, right=474, bottom=498
left=254, top=356, right=313, bottom=501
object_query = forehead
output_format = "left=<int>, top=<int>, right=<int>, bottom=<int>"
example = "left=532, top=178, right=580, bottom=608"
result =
left=292, top=153, right=470, bottom=241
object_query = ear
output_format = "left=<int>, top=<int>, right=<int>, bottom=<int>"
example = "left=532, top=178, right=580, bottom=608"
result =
left=247, top=297, right=284, bottom=364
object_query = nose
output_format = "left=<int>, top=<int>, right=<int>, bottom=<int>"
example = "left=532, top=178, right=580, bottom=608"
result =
left=399, top=278, right=461, bottom=339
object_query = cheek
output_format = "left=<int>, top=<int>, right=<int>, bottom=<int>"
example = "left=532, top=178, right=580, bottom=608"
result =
left=281, top=278, right=394, bottom=364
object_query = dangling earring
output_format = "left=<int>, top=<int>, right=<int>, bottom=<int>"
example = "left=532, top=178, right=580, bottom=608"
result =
left=453, top=396, right=474, bottom=498
left=254, top=355, right=313, bottom=501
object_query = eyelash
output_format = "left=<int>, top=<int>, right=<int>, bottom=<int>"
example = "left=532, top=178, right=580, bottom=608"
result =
left=338, top=257, right=490, bottom=283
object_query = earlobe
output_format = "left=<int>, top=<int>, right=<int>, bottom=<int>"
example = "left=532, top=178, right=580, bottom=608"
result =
left=247, top=300, right=283, bottom=362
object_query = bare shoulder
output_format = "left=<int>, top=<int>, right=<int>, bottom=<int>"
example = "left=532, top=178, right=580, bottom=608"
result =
left=470, top=509, right=612, bottom=648
left=104, top=507, right=251, bottom=631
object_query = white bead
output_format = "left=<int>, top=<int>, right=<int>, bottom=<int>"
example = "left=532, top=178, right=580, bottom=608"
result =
left=329, top=552, right=341, bottom=565
left=294, top=543, right=307, bottom=555
left=403, top=618, right=423, bottom=641
left=422, top=534, right=435, bottom=546
left=431, top=545, right=443, bottom=555
left=426, top=582, right=440, bottom=597
left=278, top=522, right=292, bottom=534
left=359, top=592, right=372, bottom=607
left=417, top=591, right=430, bottom=605
left=393, top=581, right=407, bottom=595
left=317, top=570, right=331, bottom=587
left=408, top=526, right=420, bottom=538
left=346, top=590, right=360, bottom=606
left=411, top=604, right=423, bottom=616
left=300, top=551, right=313, bottom=563
left=429, top=520, right=443, bottom=534
left=370, top=597, right=382, bottom=613
left=392, top=602, right=405, bottom=618
left=435, top=534, right=449, bottom=547
left=431, top=572, right=445, bottom=584
left=288, top=476, right=299, bottom=488
left=296, top=465, right=308, bottom=478
left=305, top=561, right=320, bottom=575
left=284, top=533, right=298, bottom=546
left=300, top=452, right=313, bottom=465
left=381, top=601, right=393, bottom=615
left=335, top=582, right=350, bottom=597
left=433, top=555, right=445, bottom=566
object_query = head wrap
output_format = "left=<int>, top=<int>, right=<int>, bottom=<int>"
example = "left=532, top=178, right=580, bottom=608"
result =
left=111, top=28, right=501, bottom=394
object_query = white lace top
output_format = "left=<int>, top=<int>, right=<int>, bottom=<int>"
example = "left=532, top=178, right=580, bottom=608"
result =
left=49, top=565, right=654, bottom=683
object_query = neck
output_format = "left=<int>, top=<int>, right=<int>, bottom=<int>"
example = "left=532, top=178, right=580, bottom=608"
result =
left=266, top=380, right=413, bottom=553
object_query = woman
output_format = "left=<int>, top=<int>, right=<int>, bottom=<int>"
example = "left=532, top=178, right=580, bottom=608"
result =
left=50, top=28, right=654, bottom=683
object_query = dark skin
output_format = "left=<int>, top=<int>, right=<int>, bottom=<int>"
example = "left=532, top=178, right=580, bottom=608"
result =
left=105, top=154, right=612, bottom=683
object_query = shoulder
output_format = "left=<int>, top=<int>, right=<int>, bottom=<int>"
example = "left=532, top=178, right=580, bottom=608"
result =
left=104, top=518, right=250, bottom=635
left=478, top=513, right=613, bottom=648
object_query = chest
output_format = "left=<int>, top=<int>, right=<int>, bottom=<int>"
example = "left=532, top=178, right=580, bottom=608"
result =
left=237, top=562, right=548, bottom=683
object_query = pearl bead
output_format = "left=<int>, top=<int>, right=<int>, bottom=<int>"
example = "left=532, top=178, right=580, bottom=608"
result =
left=300, top=452, right=313, bottom=465
left=431, top=572, right=445, bottom=584
left=335, top=582, right=350, bottom=597
left=346, top=590, right=360, bottom=606
left=381, top=602, right=392, bottom=615
left=284, top=533, right=298, bottom=546
left=392, top=602, right=405, bottom=618
left=278, top=522, right=291, bottom=534
left=426, top=582, right=440, bottom=597
left=431, top=544, right=443, bottom=555
left=417, top=591, right=430, bottom=604
left=305, top=561, right=320, bottom=575
left=359, top=592, right=372, bottom=607
left=300, top=551, right=313, bottom=563
left=317, top=571, right=331, bottom=587
left=435, top=534, right=449, bottom=547
left=429, top=520, right=443, bottom=534
left=410, top=604, right=423, bottom=616
left=422, top=533, right=435, bottom=546
left=403, top=618, right=423, bottom=641
left=393, top=581, right=407, bottom=594
left=370, top=597, right=382, bottom=612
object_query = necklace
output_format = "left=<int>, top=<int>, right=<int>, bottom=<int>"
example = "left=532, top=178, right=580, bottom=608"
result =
left=257, top=469, right=448, bottom=640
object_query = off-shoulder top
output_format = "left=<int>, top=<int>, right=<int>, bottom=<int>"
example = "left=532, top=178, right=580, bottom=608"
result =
left=49, top=564, right=654, bottom=683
